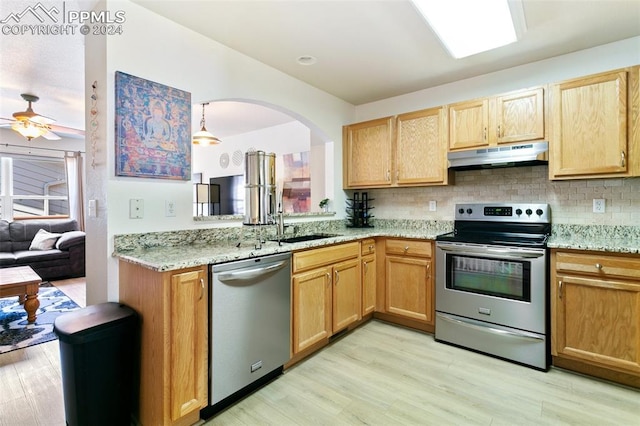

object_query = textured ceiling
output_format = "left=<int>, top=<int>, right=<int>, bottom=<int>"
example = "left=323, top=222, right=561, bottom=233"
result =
left=1, top=0, right=639, bottom=137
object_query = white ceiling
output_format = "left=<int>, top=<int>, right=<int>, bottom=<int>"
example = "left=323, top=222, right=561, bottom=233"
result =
left=1, top=0, right=640, bottom=139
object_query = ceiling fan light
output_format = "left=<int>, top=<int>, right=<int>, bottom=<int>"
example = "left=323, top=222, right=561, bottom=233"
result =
left=11, top=121, right=46, bottom=141
left=193, top=103, right=221, bottom=146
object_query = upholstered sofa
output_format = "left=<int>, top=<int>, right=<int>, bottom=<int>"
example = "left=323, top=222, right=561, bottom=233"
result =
left=0, top=219, right=85, bottom=281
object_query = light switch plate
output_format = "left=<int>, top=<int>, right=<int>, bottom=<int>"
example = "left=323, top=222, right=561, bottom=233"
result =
left=88, top=199, right=97, bottom=217
left=593, top=199, right=605, bottom=214
left=130, top=199, right=144, bottom=219
left=429, top=200, right=437, bottom=211
left=165, top=200, right=176, bottom=217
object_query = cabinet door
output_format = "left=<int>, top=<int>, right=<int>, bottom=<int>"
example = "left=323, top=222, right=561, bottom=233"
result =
left=396, top=107, right=448, bottom=185
left=552, top=274, right=640, bottom=375
left=292, top=267, right=332, bottom=353
left=448, top=99, right=489, bottom=150
left=170, top=268, right=207, bottom=422
left=362, top=254, right=376, bottom=316
left=550, top=70, right=629, bottom=178
left=385, top=255, right=433, bottom=323
left=343, top=117, right=394, bottom=188
left=495, top=88, right=545, bottom=144
left=332, top=258, right=361, bottom=332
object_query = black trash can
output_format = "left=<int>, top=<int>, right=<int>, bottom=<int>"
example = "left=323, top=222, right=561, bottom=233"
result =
left=53, top=302, right=139, bottom=426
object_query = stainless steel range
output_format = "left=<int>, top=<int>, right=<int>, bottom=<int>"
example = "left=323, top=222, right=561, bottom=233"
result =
left=435, top=203, right=551, bottom=370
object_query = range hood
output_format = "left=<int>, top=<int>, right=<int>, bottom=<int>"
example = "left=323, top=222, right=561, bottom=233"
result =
left=448, top=141, right=549, bottom=171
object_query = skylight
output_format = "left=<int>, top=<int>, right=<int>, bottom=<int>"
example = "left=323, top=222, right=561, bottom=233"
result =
left=412, top=0, right=520, bottom=59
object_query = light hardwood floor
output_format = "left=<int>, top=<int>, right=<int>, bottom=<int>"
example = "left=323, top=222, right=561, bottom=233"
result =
left=1, top=279, right=638, bottom=426
left=206, top=321, right=639, bottom=426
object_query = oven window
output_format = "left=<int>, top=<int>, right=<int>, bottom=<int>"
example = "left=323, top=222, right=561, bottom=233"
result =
left=446, top=254, right=531, bottom=302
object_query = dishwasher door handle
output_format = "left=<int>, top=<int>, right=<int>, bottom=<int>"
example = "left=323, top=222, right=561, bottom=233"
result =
left=218, top=261, right=288, bottom=283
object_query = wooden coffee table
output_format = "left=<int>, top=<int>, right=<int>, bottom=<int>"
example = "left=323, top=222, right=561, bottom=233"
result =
left=0, top=266, right=42, bottom=323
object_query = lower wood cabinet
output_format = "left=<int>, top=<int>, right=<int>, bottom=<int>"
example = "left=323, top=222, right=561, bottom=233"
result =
left=291, top=242, right=361, bottom=354
left=551, top=250, right=640, bottom=387
left=119, top=262, right=208, bottom=426
left=361, top=238, right=376, bottom=316
left=383, top=239, right=434, bottom=325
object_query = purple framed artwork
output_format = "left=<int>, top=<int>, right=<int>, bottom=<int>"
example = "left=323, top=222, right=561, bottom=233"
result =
left=115, top=71, right=191, bottom=180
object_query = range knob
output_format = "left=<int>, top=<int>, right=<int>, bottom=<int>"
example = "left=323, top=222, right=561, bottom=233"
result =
left=536, top=208, right=544, bottom=216
left=526, top=208, right=533, bottom=216
left=466, top=208, right=473, bottom=215
left=458, top=208, right=465, bottom=214
left=515, top=208, right=523, bottom=216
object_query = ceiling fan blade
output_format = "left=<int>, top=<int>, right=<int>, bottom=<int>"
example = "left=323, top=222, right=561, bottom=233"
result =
left=50, top=124, right=85, bottom=139
left=42, top=130, right=62, bottom=141
left=30, top=114, right=56, bottom=125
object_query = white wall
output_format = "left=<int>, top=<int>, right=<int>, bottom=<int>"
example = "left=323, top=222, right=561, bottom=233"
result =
left=193, top=121, right=310, bottom=181
left=193, top=120, right=334, bottom=214
left=356, top=36, right=640, bottom=121
left=84, top=0, right=355, bottom=304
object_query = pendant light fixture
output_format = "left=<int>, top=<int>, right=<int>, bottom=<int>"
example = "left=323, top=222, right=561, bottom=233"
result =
left=192, top=102, right=221, bottom=146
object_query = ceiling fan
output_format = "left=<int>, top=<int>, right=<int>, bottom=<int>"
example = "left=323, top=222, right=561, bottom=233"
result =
left=0, top=93, right=85, bottom=141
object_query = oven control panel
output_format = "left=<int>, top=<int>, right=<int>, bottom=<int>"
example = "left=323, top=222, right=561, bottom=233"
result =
left=454, top=203, right=550, bottom=223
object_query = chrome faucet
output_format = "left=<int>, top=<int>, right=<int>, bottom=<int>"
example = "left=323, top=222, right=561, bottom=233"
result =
left=276, top=204, right=285, bottom=242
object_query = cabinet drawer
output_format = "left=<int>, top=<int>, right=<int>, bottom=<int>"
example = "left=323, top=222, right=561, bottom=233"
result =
left=361, top=239, right=376, bottom=255
left=293, top=242, right=360, bottom=273
left=555, top=251, right=640, bottom=281
left=385, top=239, right=432, bottom=258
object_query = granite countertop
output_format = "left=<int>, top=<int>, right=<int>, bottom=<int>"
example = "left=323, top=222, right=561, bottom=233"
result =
left=547, top=224, right=640, bottom=254
left=113, top=219, right=452, bottom=272
left=113, top=220, right=640, bottom=272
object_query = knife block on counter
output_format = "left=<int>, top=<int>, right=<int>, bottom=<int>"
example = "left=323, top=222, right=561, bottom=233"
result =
left=346, top=192, right=374, bottom=228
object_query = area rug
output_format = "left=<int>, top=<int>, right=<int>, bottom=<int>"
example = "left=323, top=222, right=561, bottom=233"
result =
left=0, top=282, right=81, bottom=354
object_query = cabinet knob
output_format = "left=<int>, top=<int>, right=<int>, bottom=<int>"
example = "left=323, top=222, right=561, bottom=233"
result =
left=595, top=263, right=603, bottom=270
left=621, top=150, right=626, bottom=167
left=369, top=244, right=374, bottom=252
left=335, top=270, right=340, bottom=285
left=404, top=246, right=409, bottom=252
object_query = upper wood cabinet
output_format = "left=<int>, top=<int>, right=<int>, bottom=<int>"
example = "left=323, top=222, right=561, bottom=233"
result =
left=396, top=107, right=449, bottom=186
left=343, top=117, right=394, bottom=188
left=549, top=67, right=639, bottom=179
left=448, top=98, right=490, bottom=150
left=343, top=107, right=449, bottom=189
left=449, top=88, right=545, bottom=150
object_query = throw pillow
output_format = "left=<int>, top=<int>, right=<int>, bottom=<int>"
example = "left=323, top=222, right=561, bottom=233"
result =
left=29, top=229, right=62, bottom=250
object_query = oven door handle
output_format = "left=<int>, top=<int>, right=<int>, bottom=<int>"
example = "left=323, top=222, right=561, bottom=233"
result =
left=437, top=243, right=545, bottom=259
left=437, top=313, right=545, bottom=342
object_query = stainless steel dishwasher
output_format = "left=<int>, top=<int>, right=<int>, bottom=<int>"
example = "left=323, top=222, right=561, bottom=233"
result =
left=202, top=252, right=291, bottom=418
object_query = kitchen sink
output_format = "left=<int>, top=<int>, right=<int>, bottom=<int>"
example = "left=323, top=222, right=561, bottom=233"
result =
left=275, top=233, right=341, bottom=244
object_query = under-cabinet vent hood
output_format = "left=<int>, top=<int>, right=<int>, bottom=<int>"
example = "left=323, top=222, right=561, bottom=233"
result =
left=448, top=141, right=549, bottom=171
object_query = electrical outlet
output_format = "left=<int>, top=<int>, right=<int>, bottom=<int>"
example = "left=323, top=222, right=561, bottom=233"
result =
left=429, top=200, right=437, bottom=212
left=129, top=199, right=144, bottom=219
left=593, top=198, right=605, bottom=214
left=165, top=200, right=176, bottom=217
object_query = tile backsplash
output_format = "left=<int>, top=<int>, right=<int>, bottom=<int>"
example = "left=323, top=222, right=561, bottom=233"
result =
left=364, top=166, right=640, bottom=226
